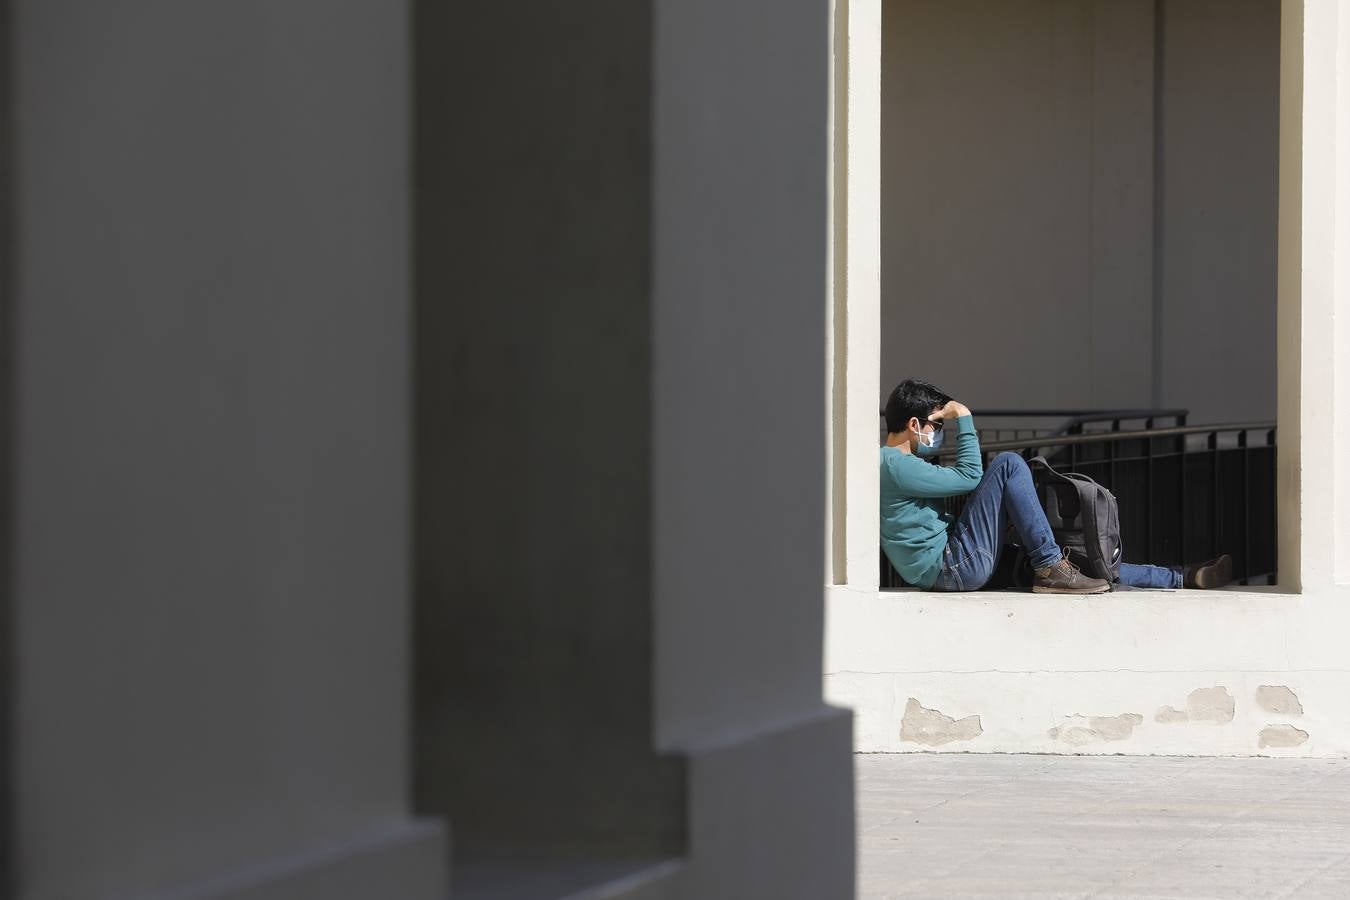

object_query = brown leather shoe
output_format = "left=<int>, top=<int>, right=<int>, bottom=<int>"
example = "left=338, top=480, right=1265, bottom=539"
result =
left=1183, top=554, right=1232, bottom=589
left=1032, top=556, right=1111, bottom=594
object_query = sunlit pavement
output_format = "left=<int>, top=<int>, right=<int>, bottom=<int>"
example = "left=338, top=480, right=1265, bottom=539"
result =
left=857, top=753, right=1350, bottom=899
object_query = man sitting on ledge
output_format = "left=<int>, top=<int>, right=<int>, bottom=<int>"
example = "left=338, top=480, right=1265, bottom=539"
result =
left=880, top=378, right=1233, bottom=594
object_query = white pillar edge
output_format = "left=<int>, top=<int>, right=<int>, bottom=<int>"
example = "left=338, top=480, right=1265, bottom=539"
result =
left=1284, top=0, right=1338, bottom=593
left=840, top=0, right=882, bottom=591
left=1334, top=0, right=1350, bottom=586
left=826, top=0, right=843, bottom=584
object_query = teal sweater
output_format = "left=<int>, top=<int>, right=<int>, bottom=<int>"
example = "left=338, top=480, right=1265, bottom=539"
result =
left=879, top=416, right=984, bottom=588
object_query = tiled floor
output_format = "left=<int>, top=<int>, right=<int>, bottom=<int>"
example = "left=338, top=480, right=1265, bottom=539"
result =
left=857, top=753, right=1350, bottom=899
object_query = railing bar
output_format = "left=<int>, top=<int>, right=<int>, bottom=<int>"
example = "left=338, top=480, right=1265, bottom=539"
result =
left=1208, top=432, right=1220, bottom=561
left=1108, top=422, right=1117, bottom=492
left=1239, top=429, right=1250, bottom=585
left=1179, top=428, right=1187, bottom=565
left=1146, top=422, right=1155, bottom=563
left=940, top=421, right=1277, bottom=456
left=1269, top=428, right=1277, bottom=584
left=967, top=408, right=1191, bottom=418
left=924, top=420, right=1276, bottom=584
left=1030, top=453, right=1185, bottom=465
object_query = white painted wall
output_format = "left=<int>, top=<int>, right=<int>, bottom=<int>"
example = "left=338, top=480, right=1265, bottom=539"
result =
left=12, top=2, right=444, bottom=897
left=835, top=0, right=885, bottom=589
left=827, top=585, right=1350, bottom=755
left=1333, top=0, right=1350, bottom=588
left=879, top=0, right=1279, bottom=426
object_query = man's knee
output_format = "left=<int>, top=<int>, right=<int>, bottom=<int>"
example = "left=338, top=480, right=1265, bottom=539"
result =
left=991, top=451, right=1027, bottom=474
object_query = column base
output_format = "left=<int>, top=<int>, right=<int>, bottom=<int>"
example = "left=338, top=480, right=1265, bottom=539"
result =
left=140, top=819, right=447, bottom=900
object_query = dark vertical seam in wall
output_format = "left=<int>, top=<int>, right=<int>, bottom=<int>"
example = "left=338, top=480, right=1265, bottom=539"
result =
left=404, top=0, right=419, bottom=828
left=1088, top=1, right=1097, bottom=401
left=831, top=0, right=848, bottom=585
left=0, top=0, right=13, bottom=892
left=645, top=0, right=684, bottom=858
left=408, top=0, right=424, bottom=823
left=1151, top=0, right=1166, bottom=408
left=408, top=0, right=442, bottom=834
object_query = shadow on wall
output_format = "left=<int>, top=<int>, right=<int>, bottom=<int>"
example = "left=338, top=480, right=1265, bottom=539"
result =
left=410, top=0, right=686, bottom=866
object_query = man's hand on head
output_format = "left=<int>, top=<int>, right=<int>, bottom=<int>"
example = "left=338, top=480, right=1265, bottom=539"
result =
left=938, top=400, right=971, bottom=420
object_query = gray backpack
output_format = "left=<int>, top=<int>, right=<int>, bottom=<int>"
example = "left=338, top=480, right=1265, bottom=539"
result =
left=1028, top=456, right=1123, bottom=582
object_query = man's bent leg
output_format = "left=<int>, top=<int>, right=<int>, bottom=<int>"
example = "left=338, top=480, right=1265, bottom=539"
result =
left=960, top=454, right=1112, bottom=595
left=964, top=453, right=1060, bottom=569
left=937, top=453, right=1060, bottom=590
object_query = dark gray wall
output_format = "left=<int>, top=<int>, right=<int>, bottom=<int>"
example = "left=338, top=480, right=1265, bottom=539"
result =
left=651, top=0, right=834, bottom=747
left=413, top=0, right=684, bottom=859
left=13, top=2, right=422, bottom=896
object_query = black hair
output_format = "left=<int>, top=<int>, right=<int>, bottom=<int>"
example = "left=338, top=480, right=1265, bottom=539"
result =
left=884, top=378, right=951, bottom=434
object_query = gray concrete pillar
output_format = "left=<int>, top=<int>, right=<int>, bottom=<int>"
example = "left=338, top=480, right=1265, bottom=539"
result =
left=8, top=2, right=445, bottom=897
left=414, top=0, right=853, bottom=895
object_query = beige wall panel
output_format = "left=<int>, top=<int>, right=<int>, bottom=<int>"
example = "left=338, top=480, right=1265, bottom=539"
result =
left=881, top=0, right=1155, bottom=411
left=1157, top=0, right=1280, bottom=424
left=1090, top=0, right=1158, bottom=409
left=881, top=0, right=1277, bottom=426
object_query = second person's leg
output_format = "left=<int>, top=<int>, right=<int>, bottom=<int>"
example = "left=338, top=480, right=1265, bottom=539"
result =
left=1118, top=562, right=1182, bottom=589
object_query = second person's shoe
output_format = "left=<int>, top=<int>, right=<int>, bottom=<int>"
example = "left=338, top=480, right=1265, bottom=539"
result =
left=1183, top=554, right=1233, bottom=589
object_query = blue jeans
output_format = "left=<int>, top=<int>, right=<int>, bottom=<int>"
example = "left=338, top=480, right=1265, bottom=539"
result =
left=931, top=452, right=1182, bottom=591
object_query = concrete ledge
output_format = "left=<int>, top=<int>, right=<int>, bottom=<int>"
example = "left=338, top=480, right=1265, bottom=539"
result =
left=826, top=584, right=1350, bottom=674
left=135, top=819, right=446, bottom=900
left=826, top=585, right=1350, bottom=756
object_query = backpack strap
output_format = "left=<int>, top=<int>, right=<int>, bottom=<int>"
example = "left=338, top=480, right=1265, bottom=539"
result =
left=1027, top=455, right=1081, bottom=522
left=1028, top=456, right=1075, bottom=487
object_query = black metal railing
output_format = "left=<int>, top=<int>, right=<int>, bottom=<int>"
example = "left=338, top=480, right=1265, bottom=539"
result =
left=970, top=408, right=1189, bottom=444
left=881, top=421, right=1277, bottom=590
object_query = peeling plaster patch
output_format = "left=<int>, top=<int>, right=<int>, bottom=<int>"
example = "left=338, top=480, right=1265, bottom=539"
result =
left=1256, top=685, right=1304, bottom=716
left=1154, top=706, right=1190, bottom=724
left=900, top=698, right=982, bottom=746
left=1259, top=725, right=1310, bottom=749
left=1048, top=713, right=1143, bottom=746
left=1185, top=687, right=1235, bottom=724
left=1153, top=687, right=1235, bottom=724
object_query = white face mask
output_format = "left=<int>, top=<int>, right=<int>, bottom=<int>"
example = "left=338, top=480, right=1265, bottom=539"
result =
left=915, top=424, right=944, bottom=456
